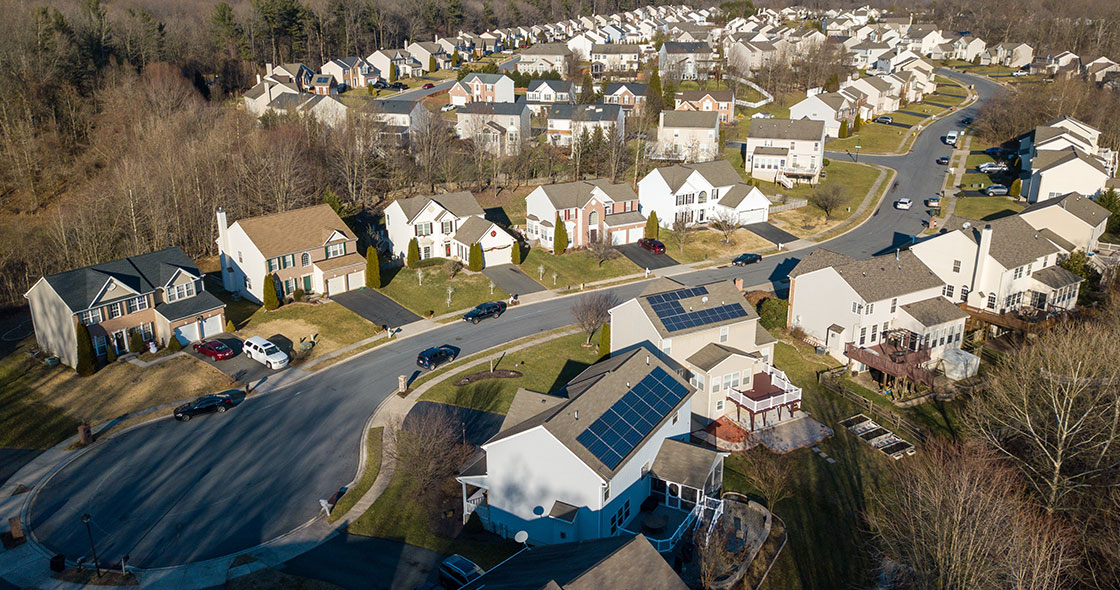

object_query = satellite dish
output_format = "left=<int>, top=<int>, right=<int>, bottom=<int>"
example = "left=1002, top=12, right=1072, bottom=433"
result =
left=514, top=530, right=529, bottom=544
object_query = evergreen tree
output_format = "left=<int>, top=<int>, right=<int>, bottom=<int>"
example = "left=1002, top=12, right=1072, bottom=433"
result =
left=263, top=274, right=280, bottom=310
left=129, top=331, right=145, bottom=354
left=578, top=72, right=596, bottom=103
left=839, top=119, right=849, bottom=138
left=365, top=246, right=381, bottom=288
left=429, top=55, right=437, bottom=72
left=553, top=213, right=569, bottom=254
left=388, top=63, right=398, bottom=83
left=407, top=238, right=421, bottom=268
left=646, top=70, right=663, bottom=124
left=511, top=241, right=522, bottom=265
left=1009, top=178, right=1022, bottom=198
left=853, top=115, right=862, bottom=132
left=322, top=189, right=349, bottom=216
left=825, top=72, right=840, bottom=92
left=468, top=243, right=484, bottom=271
left=167, top=336, right=183, bottom=352
left=451, top=51, right=461, bottom=67
left=1096, top=189, right=1120, bottom=234
left=75, top=322, right=97, bottom=376
left=226, top=319, right=237, bottom=333
left=645, top=211, right=659, bottom=238
left=662, top=77, right=677, bottom=109
left=106, top=343, right=117, bottom=363
left=598, top=321, right=611, bottom=361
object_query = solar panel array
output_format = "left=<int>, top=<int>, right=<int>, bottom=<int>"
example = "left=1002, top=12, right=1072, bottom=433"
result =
left=575, top=367, right=691, bottom=470
left=646, top=286, right=748, bottom=333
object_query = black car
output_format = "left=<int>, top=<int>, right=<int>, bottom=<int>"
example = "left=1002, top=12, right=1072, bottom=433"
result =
left=389, top=82, right=407, bottom=90
left=936, top=156, right=950, bottom=165
left=174, top=393, right=235, bottom=421
left=417, top=346, right=457, bottom=370
left=370, top=80, right=388, bottom=89
left=961, top=116, right=974, bottom=126
left=463, top=301, right=507, bottom=324
left=732, top=253, right=762, bottom=266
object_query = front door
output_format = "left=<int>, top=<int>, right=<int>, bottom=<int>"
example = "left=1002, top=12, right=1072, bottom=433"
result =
left=113, top=330, right=127, bottom=354
left=666, top=482, right=681, bottom=509
left=589, top=229, right=598, bottom=243
left=445, top=243, right=452, bottom=257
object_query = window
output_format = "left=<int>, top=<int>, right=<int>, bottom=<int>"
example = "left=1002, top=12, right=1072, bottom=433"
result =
left=603, top=482, right=611, bottom=503
left=890, top=298, right=897, bottom=313
left=284, top=254, right=294, bottom=268
left=416, top=222, right=433, bottom=237
left=127, top=296, right=149, bottom=314
left=866, top=303, right=874, bottom=315
left=326, top=242, right=346, bottom=258
left=859, top=327, right=867, bottom=345
left=691, top=373, right=706, bottom=392
left=1026, top=262, right=1033, bottom=276
left=852, top=302, right=863, bottom=314
left=987, top=292, right=997, bottom=309
left=952, top=259, right=961, bottom=273
left=698, top=191, right=707, bottom=203
left=237, top=251, right=243, bottom=263
left=167, top=282, right=196, bottom=302
left=870, top=323, right=878, bottom=342
left=711, top=379, right=721, bottom=393
left=93, top=335, right=107, bottom=357
left=723, top=373, right=734, bottom=391
left=882, top=322, right=889, bottom=336
left=441, top=220, right=454, bottom=234
left=106, top=302, right=122, bottom=320
left=245, top=276, right=252, bottom=290
left=267, top=258, right=279, bottom=272
left=960, top=286, right=969, bottom=302
left=79, top=308, right=102, bottom=325
left=943, top=285, right=955, bottom=298
left=301, top=252, right=311, bottom=267
left=715, top=400, right=724, bottom=411
left=1013, top=266, right=1024, bottom=280
left=719, top=326, right=729, bottom=343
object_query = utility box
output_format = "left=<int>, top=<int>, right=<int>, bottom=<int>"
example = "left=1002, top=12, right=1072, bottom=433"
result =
left=78, top=423, right=93, bottom=446
left=50, top=554, right=66, bottom=572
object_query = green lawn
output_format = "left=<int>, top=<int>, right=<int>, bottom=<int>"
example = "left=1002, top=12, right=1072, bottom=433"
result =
left=734, top=91, right=803, bottom=122
left=522, top=247, right=640, bottom=290
left=829, top=80, right=968, bottom=155
left=953, top=196, right=1024, bottom=220
left=418, top=331, right=600, bottom=414
left=329, top=427, right=384, bottom=522
left=379, top=266, right=508, bottom=317
left=828, top=120, right=911, bottom=153
left=764, top=160, right=883, bottom=237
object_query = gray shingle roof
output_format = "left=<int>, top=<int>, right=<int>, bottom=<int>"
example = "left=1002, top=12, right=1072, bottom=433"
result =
left=591, top=43, right=640, bottom=54
left=394, top=191, right=485, bottom=222
left=453, top=216, right=504, bottom=244
left=899, top=296, right=968, bottom=327
left=662, top=41, right=709, bottom=54
left=462, top=72, right=508, bottom=85
left=651, top=160, right=743, bottom=192
left=41, top=247, right=201, bottom=313
left=528, top=79, right=573, bottom=93
left=1020, top=192, right=1110, bottom=227
left=536, top=179, right=636, bottom=210
left=747, top=118, right=825, bottom=141
left=155, top=290, right=226, bottom=322
left=831, top=250, right=943, bottom=303
left=942, top=215, right=1060, bottom=269
left=1031, top=147, right=1109, bottom=176
left=636, top=280, right=758, bottom=338
left=603, top=82, right=647, bottom=96
left=686, top=342, right=755, bottom=371
left=547, top=103, right=622, bottom=122
left=521, top=42, right=571, bottom=55
left=788, top=248, right=856, bottom=278
left=1030, top=265, right=1083, bottom=289
left=651, top=438, right=722, bottom=488
left=458, top=101, right=529, bottom=116
left=660, top=110, right=719, bottom=129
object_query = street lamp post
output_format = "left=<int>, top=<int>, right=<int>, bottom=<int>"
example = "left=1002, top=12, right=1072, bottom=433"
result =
left=81, top=513, right=102, bottom=578
left=855, top=143, right=862, bottom=163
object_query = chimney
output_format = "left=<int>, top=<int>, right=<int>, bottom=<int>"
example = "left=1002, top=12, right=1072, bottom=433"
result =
left=970, top=224, right=994, bottom=303
left=256, top=73, right=261, bottom=85
left=216, top=208, right=231, bottom=290
left=266, top=63, right=274, bottom=77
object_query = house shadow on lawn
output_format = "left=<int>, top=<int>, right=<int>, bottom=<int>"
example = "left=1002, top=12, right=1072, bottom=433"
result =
left=446, top=381, right=508, bottom=415
left=546, top=358, right=593, bottom=393
left=484, top=207, right=512, bottom=227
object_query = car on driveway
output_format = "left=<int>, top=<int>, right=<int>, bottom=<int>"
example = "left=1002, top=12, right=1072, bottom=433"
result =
left=984, top=146, right=1011, bottom=159
left=895, top=198, right=913, bottom=210
left=732, top=253, right=762, bottom=266
left=637, top=237, right=665, bottom=254
left=388, top=82, right=407, bottom=90
left=417, top=345, right=457, bottom=370
left=422, top=83, right=435, bottom=89
left=463, top=301, right=506, bottom=324
left=983, top=184, right=1010, bottom=196
left=242, top=336, right=289, bottom=370
left=440, top=103, right=456, bottom=112
left=978, top=162, right=1009, bottom=174
left=874, top=115, right=893, bottom=124
left=439, top=555, right=484, bottom=589
left=370, top=80, right=388, bottom=89
left=193, top=339, right=234, bottom=361
left=174, top=393, right=235, bottom=422
left=927, top=196, right=942, bottom=208
left=1012, top=69, right=1029, bottom=77
left=936, top=156, right=950, bottom=165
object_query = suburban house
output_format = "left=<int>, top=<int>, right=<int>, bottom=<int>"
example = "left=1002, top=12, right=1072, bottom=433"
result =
left=361, top=99, right=431, bottom=143
left=524, top=179, right=645, bottom=248
left=787, top=248, right=968, bottom=386
left=217, top=205, right=365, bottom=303
left=982, top=42, right=1033, bottom=68
left=590, top=44, right=642, bottom=78
left=26, top=247, right=228, bottom=367
left=609, top=279, right=797, bottom=431
left=674, top=90, right=734, bottom=124
left=320, top=56, right=375, bottom=90
left=602, top=83, right=648, bottom=112
left=526, top=79, right=575, bottom=114
left=567, top=31, right=608, bottom=61
left=656, top=111, right=720, bottom=162
left=638, top=160, right=771, bottom=227
left=545, top=104, right=625, bottom=148
left=448, top=73, right=516, bottom=106
left=243, top=78, right=299, bottom=116
left=789, top=91, right=857, bottom=138
left=847, top=40, right=892, bottom=70
left=367, top=48, right=421, bottom=78
left=263, top=63, right=314, bottom=91
left=839, top=75, right=899, bottom=118
left=1019, top=193, right=1111, bottom=253
left=457, top=348, right=726, bottom=550
left=951, top=35, right=986, bottom=62
left=1019, top=116, right=1116, bottom=203
left=658, top=42, right=714, bottom=80
left=383, top=191, right=516, bottom=267
left=460, top=535, right=688, bottom=590
left=455, top=101, right=531, bottom=156
left=743, top=118, right=826, bottom=186
left=310, top=74, right=339, bottom=95
left=405, top=41, right=450, bottom=72
left=517, top=43, right=573, bottom=76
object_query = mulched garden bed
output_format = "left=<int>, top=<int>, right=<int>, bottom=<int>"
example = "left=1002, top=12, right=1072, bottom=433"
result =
left=453, top=370, right=522, bottom=386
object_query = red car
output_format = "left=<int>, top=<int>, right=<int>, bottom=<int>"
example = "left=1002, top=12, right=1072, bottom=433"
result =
left=193, top=340, right=234, bottom=360
left=422, top=83, right=435, bottom=89
left=638, top=238, right=666, bottom=254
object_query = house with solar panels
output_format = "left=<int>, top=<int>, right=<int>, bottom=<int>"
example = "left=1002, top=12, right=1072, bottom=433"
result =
left=608, top=279, right=802, bottom=432
left=457, top=348, right=727, bottom=551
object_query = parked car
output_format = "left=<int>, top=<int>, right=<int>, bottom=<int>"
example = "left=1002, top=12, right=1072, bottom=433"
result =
left=984, top=146, right=1011, bottom=159
left=1012, top=69, right=1029, bottom=77
left=983, top=184, right=1010, bottom=196
left=370, top=80, right=388, bottom=89
left=732, top=253, right=762, bottom=266
left=438, top=555, right=484, bottom=589
left=751, top=112, right=774, bottom=119
left=874, top=115, right=893, bottom=124
left=463, top=301, right=507, bottom=324
left=422, top=83, right=435, bottom=89
left=242, top=336, right=289, bottom=370
left=978, top=162, right=1009, bottom=174
left=174, top=393, right=235, bottom=422
left=193, top=340, right=234, bottom=361
left=389, top=82, right=407, bottom=90
left=936, top=156, right=950, bottom=165
left=440, top=103, right=457, bottom=112
left=637, top=237, right=665, bottom=254
left=895, top=198, right=913, bottom=210
left=945, top=130, right=959, bottom=146
left=417, top=345, right=457, bottom=370
left=927, top=196, right=942, bottom=208
left=961, top=116, right=974, bottom=126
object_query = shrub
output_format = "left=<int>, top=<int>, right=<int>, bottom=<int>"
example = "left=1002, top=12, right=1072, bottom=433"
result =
left=263, top=275, right=281, bottom=310
left=822, top=158, right=831, bottom=167
left=839, top=119, right=849, bottom=138
left=105, top=344, right=117, bottom=363
left=225, top=319, right=236, bottom=333
left=417, top=256, right=449, bottom=268
left=292, top=289, right=306, bottom=302
left=407, top=238, right=420, bottom=268
left=758, top=297, right=789, bottom=331
left=511, top=241, right=522, bottom=265
left=553, top=213, right=569, bottom=254
left=1009, top=178, right=1022, bottom=198
left=444, top=259, right=464, bottom=278
left=167, top=337, right=183, bottom=352
left=645, top=211, right=659, bottom=239
left=366, top=246, right=381, bottom=288
left=598, top=322, right=611, bottom=361
left=129, top=331, right=145, bottom=354
left=468, top=243, right=484, bottom=272
left=75, top=323, right=97, bottom=376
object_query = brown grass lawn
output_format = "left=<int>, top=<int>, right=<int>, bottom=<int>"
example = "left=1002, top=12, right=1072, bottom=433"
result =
left=658, top=227, right=773, bottom=263
left=0, top=342, right=233, bottom=448
left=473, top=184, right=536, bottom=227
left=236, top=302, right=379, bottom=363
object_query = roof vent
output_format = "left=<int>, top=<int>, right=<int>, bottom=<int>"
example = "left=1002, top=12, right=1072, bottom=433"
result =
left=574, top=410, right=579, bottom=420
left=646, top=355, right=650, bottom=365
left=962, top=221, right=971, bottom=229
left=702, top=296, right=709, bottom=303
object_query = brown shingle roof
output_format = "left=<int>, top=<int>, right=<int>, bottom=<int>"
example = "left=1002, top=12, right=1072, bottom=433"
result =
left=660, top=110, right=719, bottom=129
left=747, top=118, right=825, bottom=141
left=788, top=248, right=856, bottom=278
left=900, top=296, right=969, bottom=327
left=234, top=204, right=355, bottom=259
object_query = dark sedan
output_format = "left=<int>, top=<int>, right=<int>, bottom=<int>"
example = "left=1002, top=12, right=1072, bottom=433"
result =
left=936, top=156, right=950, bottom=165
left=463, top=301, right=507, bottom=324
left=388, top=82, right=407, bottom=90
left=193, top=339, right=234, bottom=360
left=174, top=393, right=235, bottom=421
left=637, top=238, right=665, bottom=254
left=732, top=253, right=762, bottom=266
left=417, top=346, right=457, bottom=370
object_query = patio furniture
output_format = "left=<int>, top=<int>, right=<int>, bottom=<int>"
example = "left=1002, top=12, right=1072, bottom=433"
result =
left=642, top=513, right=668, bottom=535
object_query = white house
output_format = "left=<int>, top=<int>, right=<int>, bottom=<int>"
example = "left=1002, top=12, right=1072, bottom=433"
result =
left=383, top=191, right=516, bottom=268
left=1019, top=117, right=1116, bottom=203
left=743, top=118, right=826, bottom=185
left=590, top=43, right=642, bottom=78
left=524, top=179, right=645, bottom=249
left=1019, top=193, right=1111, bottom=253
left=367, top=49, right=421, bottom=78
left=545, top=104, right=625, bottom=148
left=457, top=349, right=725, bottom=549
left=448, top=73, right=516, bottom=106
left=789, top=92, right=857, bottom=138
left=320, top=56, right=375, bottom=90
left=455, top=101, right=531, bottom=156
left=517, top=43, right=572, bottom=76
left=361, top=99, right=431, bottom=142
left=656, top=111, right=720, bottom=162
left=638, top=160, right=771, bottom=227
left=526, top=79, right=575, bottom=114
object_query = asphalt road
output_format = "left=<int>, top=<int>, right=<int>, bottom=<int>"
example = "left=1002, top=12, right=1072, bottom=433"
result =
left=25, top=70, right=1004, bottom=570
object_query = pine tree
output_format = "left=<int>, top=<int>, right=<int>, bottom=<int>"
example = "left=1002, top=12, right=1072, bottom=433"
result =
left=167, top=336, right=183, bottom=352
left=75, top=322, right=97, bottom=376
left=854, top=115, right=862, bottom=132
left=468, top=243, right=484, bottom=271
left=129, top=331, right=145, bottom=354
left=598, top=321, right=611, bottom=361
left=407, top=238, right=420, bottom=268
left=646, top=70, right=663, bottom=125
left=263, top=274, right=280, bottom=310
left=365, top=246, right=381, bottom=288
left=662, top=77, right=677, bottom=109
left=511, top=241, right=522, bottom=265
left=825, top=72, right=840, bottom=92
left=1009, top=178, right=1022, bottom=198
left=839, top=119, right=849, bottom=138
left=553, top=213, right=569, bottom=254
left=645, top=211, right=659, bottom=238
left=578, top=72, right=596, bottom=103
left=225, top=319, right=237, bottom=333
left=388, top=63, right=398, bottom=83
left=429, top=55, right=437, bottom=72
left=451, top=51, right=461, bottom=67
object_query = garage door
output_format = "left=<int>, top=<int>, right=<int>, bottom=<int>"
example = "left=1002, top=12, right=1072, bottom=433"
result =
left=326, top=275, right=346, bottom=296
left=200, top=315, right=222, bottom=338
left=174, top=322, right=199, bottom=346
left=347, top=270, right=365, bottom=291
left=482, top=247, right=511, bottom=267
left=611, top=230, right=623, bottom=245
left=627, top=227, right=644, bottom=243
left=738, top=209, right=767, bottom=225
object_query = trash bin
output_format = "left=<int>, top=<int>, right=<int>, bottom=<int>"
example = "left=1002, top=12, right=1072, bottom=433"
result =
left=78, top=423, right=93, bottom=446
left=814, top=346, right=827, bottom=355
left=50, top=554, right=66, bottom=572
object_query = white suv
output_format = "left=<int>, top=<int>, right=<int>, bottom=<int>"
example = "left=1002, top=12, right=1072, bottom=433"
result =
left=242, top=336, right=289, bottom=370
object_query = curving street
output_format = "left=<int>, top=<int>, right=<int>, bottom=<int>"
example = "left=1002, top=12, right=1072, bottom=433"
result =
left=25, top=71, right=1002, bottom=569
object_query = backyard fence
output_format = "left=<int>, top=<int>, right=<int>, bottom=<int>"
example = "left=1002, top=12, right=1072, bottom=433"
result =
left=768, top=198, right=807, bottom=214
left=818, top=369, right=928, bottom=443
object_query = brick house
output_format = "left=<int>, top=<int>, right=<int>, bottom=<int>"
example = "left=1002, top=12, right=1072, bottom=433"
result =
left=674, top=90, right=734, bottom=124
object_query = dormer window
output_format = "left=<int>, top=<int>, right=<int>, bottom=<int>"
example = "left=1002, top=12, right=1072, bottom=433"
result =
left=167, top=282, right=196, bottom=302
left=326, top=242, right=346, bottom=259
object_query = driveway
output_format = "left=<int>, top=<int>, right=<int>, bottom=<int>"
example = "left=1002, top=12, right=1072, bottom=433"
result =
left=184, top=334, right=282, bottom=385
left=482, top=264, right=546, bottom=297
left=281, top=533, right=441, bottom=589
left=332, top=289, right=421, bottom=329
left=743, top=222, right=798, bottom=246
left=617, top=243, right=679, bottom=271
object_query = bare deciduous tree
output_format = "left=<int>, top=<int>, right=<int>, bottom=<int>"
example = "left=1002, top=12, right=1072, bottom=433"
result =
left=587, top=236, right=618, bottom=267
left=733, top=447, right=794, bottom=513
left=384, top=410, right=475, bottom=500
left=808, top=183, right=845, bottom=219
left=694, top=525, right=734, bottom=590
left=709, top=210, right=739, bottom=245
left=572, top=291, right=619, bottom=344
left=671, top=217, right=693, bottom=256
